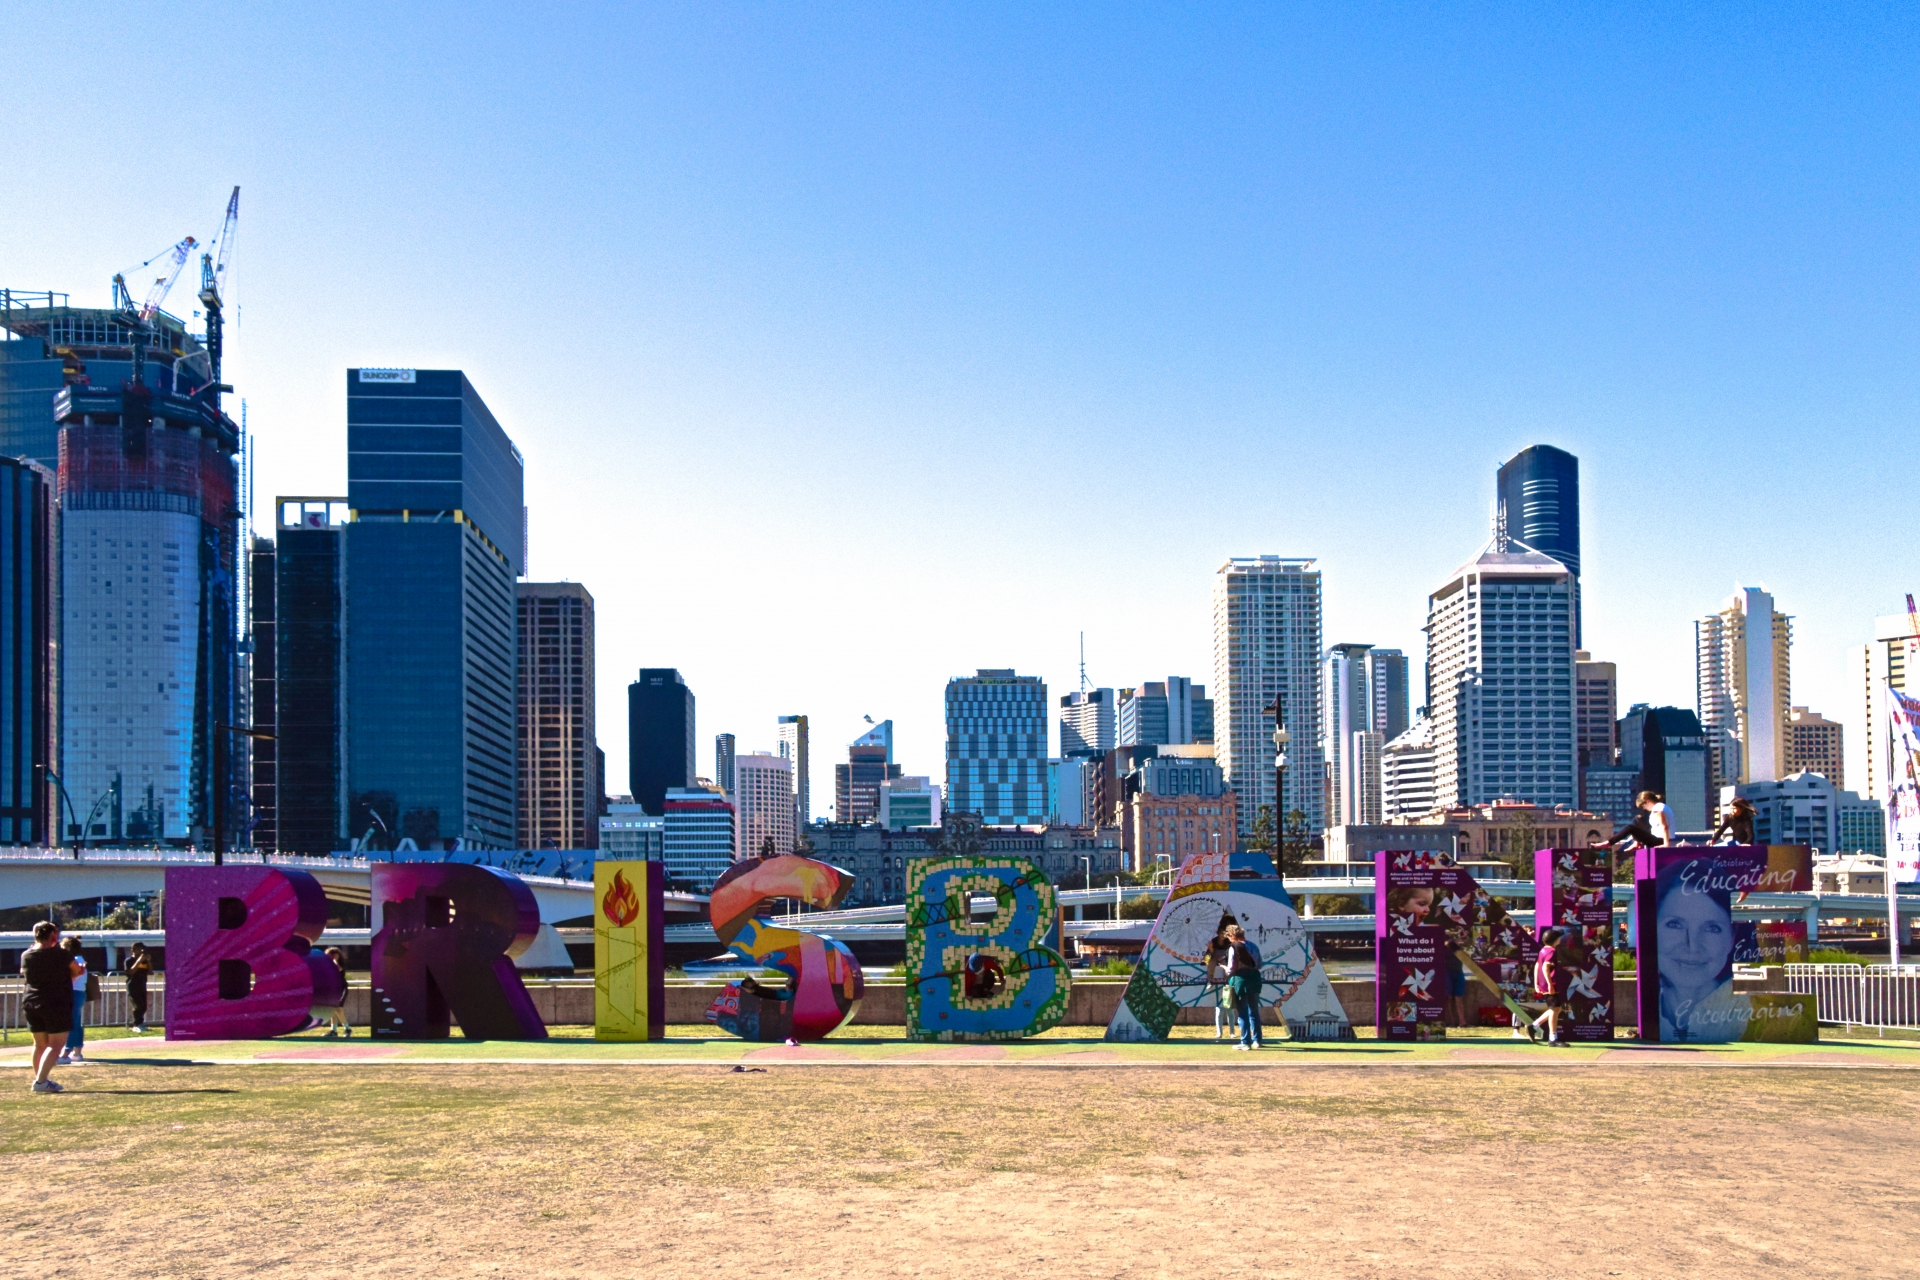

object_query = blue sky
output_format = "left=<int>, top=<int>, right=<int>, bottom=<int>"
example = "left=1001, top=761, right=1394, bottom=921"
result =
left=6, top=5, right=1916, bottom=807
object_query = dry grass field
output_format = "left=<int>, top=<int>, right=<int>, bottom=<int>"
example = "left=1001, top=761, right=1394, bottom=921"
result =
left=3, top=1062, right=1916, bottom=1278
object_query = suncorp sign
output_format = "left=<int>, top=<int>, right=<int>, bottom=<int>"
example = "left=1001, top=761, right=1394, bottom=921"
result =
left=358, top=368, right=416, bottom=384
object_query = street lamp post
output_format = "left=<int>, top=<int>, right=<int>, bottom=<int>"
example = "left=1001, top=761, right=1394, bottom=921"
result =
left=1265, top=692, right=1289, bottom=870
left=212, top=723, right=276, bottom=866
left=1081, top=855, right=1092, bottom=892
left=39, top=766, right=82, bottom=858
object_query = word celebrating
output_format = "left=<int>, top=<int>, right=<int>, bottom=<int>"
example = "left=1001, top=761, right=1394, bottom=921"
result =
left=595, top=862, right=665, bottom=1042
left=165, top=866, right=346, bottom=1040
left=906, top=856, right=1070, bottom=1042
left=370, top=862, right=548, bottom=1040
left=704, top=855, right=865, bottom=1042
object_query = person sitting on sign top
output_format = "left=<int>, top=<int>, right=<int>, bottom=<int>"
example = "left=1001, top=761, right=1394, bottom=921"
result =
left=1596, top=791, right=1674, bottom=853
left=1712, top=797, right=1755, bottom=846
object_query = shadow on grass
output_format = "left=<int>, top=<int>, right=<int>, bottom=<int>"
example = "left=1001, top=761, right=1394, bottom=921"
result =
left=58, top=1088, right=240, bottom=1095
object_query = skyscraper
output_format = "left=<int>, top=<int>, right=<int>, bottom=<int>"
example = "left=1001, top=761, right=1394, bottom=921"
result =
left=516, top=582, right=597, bottom=850
left=1574, top=650, right=1622, bottom=816
left=662, top=784, right=735, bottom=890
left=1118, top=683, right=1171, bottom=748
left=629, top=668, right=695, bottom=815
left=1854, top=612, right=1917, bottom=804
left=344, top=369, right=522, bottom=850
left=1321, top=643, right=1375, bottom=827
left=1425, top=548, right=1577, bottom=810
left=735, top=751, right=794, bottom=858
left=1381, top=714, right=1436, bottom=819
left=1784, top=706, right=1844, bottom=788
left=1619, top=704, right=1710, bottom=831
left=1495, top=444, right=1582, bottom=644
left=1059, top=688, right=1116, bottom=756
left=837, top=719, right=901, bottom=824
left=270, top=498, right=349, bottom=854
left=945, top=670, right=1048, bottom=825
left=1696, top=584, right=1791, bottom=791
left=52, top=311, right=241, bottom=844
left=1367, top=649, right=1410, bottom=743
left=248, top=534, right=276, bottom=851
left=0, top=456, right=56, bottom=845
left=714, top=733, right=737, bottom=798
left=1213, top=557, right=1325, bottom=835
left=776, top=714, right=809, bottom=827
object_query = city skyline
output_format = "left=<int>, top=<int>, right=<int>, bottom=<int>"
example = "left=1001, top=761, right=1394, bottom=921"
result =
left=5, top=9, right=1913, bottom=818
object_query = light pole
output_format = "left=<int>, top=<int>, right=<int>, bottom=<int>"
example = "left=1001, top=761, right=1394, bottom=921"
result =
left=39, top=766, right=82, bottom=858
left=1265, top=692, right=1290, bottom=870
left=212, top=723, right=275, bottom=866
left=1080, top=855, right=1092, bottom=892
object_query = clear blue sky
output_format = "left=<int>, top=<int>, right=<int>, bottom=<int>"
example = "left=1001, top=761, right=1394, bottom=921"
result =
left=8, top=5, right=1916, bottom=808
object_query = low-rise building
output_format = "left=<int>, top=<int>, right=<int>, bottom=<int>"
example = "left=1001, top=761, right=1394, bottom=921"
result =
left=1405, top=801, right=1610, bottom=869
left=802, top=821, right=1125, bottom=906
left=1812, top=854, right=1886, bottom=896
left=598, top=801, right=664, bottom=862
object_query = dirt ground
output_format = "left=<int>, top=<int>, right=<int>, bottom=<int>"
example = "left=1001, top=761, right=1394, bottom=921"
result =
left=2, top=1063, right=1916, bottom=1278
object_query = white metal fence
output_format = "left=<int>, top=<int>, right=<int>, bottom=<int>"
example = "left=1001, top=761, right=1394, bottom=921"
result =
left=1784, top=964, right=1920, bottom=1033
left=0, top=978, right=166, bottom=1041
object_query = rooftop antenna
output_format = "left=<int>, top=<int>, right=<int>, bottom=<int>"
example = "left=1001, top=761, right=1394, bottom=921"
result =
left=1079, top=632, right=1088, bottom=696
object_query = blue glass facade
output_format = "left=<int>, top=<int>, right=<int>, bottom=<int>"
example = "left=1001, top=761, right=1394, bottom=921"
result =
left=346, top=370, right=521, bottom=851
left=0, top=458, right=56, bottom=844
left=945, top=669, right=1049, bottom=825
left=1496, top=444, right=1581, bottom=644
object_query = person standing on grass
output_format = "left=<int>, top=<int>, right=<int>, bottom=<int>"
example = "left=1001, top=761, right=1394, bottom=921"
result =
left=1529, top=928, right=1569, bottom=1045
left=1206, top=932, right=1234, bottom=1040
left=1222, top=924, right=1264, bottom=1050
left=124, top=942, right=153, bottom=1034
left=22, top=922, right=81, bottom=1093
left=323, top=947, right=352, bottom=1038
left=59, top=935, right=88, bottom=1065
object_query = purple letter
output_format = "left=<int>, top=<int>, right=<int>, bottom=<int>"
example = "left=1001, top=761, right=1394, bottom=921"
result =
left=165, top=866, right=340, bottom=1040
left=369, top=863, right=547, bottom=1040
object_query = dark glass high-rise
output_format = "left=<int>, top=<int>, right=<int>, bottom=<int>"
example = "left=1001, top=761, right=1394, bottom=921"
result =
left=1496, top=444, right=1582, bottom=643
left=628, top=668, right=694, bottom=815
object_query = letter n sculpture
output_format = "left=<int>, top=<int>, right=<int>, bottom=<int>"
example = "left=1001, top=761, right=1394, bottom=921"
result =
left=165, top=866, right=347, bottom=1040
left=370, top=862, right=548, bottom=1040
left=595, top=861, right=665, bottom=1040
left=906, top=855, right=1070, bottom=1042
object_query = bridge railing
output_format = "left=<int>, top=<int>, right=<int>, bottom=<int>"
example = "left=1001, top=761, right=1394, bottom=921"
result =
left=1783, top=963, right=1920, bottom=1033
left=0, top=977, right=167, bottom=1041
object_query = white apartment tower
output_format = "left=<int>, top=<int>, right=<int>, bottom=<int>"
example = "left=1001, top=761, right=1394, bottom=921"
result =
left=1322, top=642, right=1378, bottom=825
left=1696, top=585, right=1791, bottom=790
left=1059, top=688, right=1116, bottom=756
left=734, top=751, right=795, bottom=860
left=1424, top=549, right=1577, bottom=810
left=1381, top=714, right=1437, bottom=819
left=1213, top=557, right=1325, bottom=835
left=776, top=714, right=809, bottom=828
left=1854, top=613, right=1917, bottom=803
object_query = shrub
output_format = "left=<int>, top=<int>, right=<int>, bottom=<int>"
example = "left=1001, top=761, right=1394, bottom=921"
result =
left=1085, top=957, right=1135, bottom=976
left=1119, top=895, right=1161, bottom=920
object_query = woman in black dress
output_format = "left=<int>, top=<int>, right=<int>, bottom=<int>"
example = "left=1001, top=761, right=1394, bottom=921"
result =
left=22, top=921, right=82, bottom=1093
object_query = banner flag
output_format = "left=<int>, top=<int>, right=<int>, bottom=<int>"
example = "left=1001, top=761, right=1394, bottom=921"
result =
left=1887, top=684, right=1920, bottom=885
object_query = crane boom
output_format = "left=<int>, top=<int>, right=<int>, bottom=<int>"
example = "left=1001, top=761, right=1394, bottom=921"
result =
left=198, top=186, right=240, bottom=398
left=138, top=236, right=197, bottom=322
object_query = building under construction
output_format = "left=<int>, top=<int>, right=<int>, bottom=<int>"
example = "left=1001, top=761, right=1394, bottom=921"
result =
left=0, top=240, right=244, bottom=843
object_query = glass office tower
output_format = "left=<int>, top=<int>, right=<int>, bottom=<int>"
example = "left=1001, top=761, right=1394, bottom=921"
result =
left=0, top=457, right=57, bottom=844
left=1496, top=445, right=1582, bottom=645
left=945, top=669, right=1048, bottom=825
left=628, top=668, right=695, bottom=815
left=344, top=369, right=522, bottom=851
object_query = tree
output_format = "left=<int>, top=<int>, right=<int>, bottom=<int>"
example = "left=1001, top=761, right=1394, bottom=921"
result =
left=1278, top=808, right=1312, bottom=877
left=758, top=834, right=778, bottom=860
left=1248, top=804, right=1276, bottom=853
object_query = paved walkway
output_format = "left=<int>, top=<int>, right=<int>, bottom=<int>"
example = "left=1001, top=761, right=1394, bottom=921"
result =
left=6, top=1028, right=1918, bottom=1068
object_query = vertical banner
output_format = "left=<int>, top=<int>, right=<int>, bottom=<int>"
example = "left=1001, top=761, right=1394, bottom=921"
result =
left=1534, top=848, right=1615, bottom=1041
left=1886, top=685, right=1920, bottom=886
left=595, top=861, right=665, bottom=1041
left=165, top=866, right=344, bottom=1040
left=1376, top=851, right=1537, bottom=1040
left=906, top=855, right=1070, bottom=1042
left=1631, top=846, right=1815, bottom=1043
left=370, top=862, right=548, bottom=1040
left=1106, top=850, right=1352, bottom=1041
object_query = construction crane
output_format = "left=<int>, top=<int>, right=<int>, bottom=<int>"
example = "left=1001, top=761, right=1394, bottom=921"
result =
left=108, top=234, right=196, bottom=391
left=198, top=185, right=240, bottom=395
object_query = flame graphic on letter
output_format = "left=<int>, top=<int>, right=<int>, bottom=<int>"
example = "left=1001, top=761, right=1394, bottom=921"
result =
left=602, top=869, right=641, bottom=927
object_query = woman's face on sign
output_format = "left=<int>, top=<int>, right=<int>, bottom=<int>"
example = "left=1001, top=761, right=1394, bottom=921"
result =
left=1658, top=889, right=1733, bottom=992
